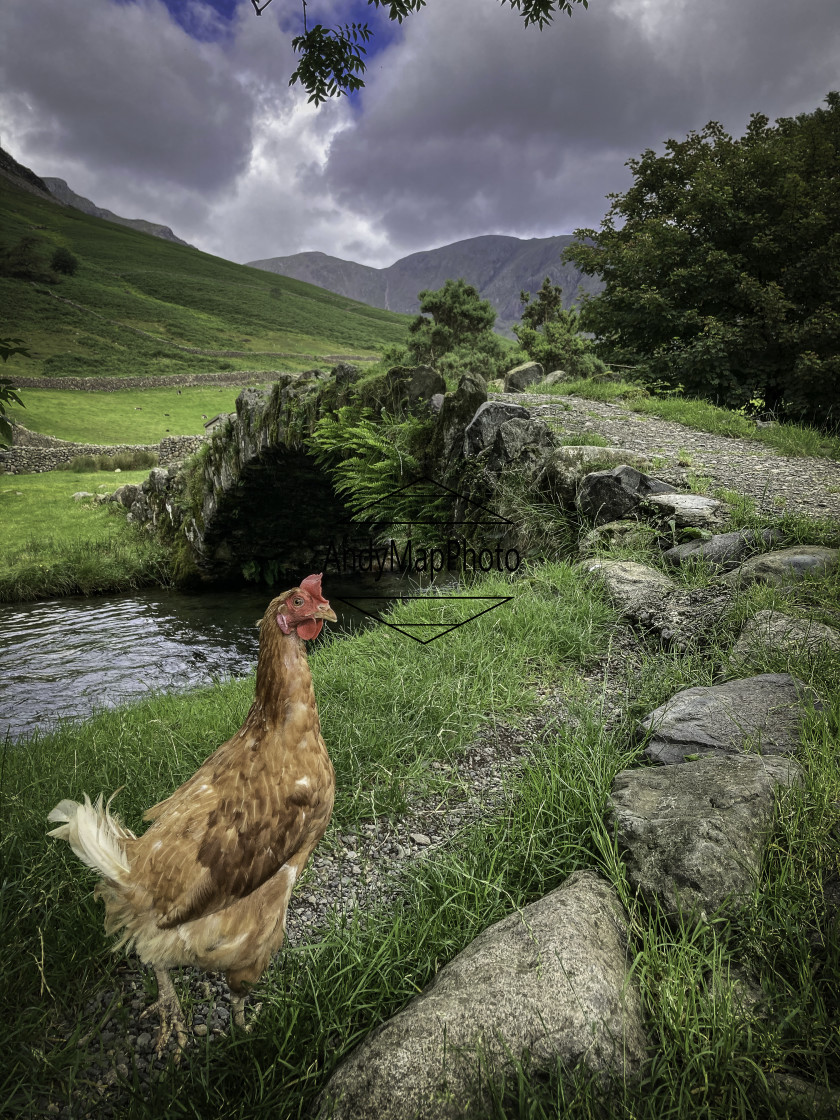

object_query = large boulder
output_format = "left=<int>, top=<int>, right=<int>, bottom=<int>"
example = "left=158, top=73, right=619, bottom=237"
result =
left=639, top=673, right=818, bottom=765
left=577, top=465, right=677, bottom=526
left=464, top=401, right=530, bottom=456
left=539, top=448, right=650, bottom=508
left=643, top=492, right=725, bottom=531
left=504, top=361, right=544, bottom=392
left=608, top=754, right=802, bottom=922
left=732, top=610, right=840, bottom=661
left=725, top=545, right=839, bottom=588
left=577, top=559, right=675, bottom=614
left=316, top=871, right=647, bottom=1120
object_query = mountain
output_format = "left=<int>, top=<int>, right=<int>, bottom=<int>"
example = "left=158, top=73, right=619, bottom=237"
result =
left=0, top=161, right=411, bottom=380
left=247, top=234, right=603, bottom=334
left=42, top=177, right=191, bottom=246
left=0, top=145, right=56, bottom=200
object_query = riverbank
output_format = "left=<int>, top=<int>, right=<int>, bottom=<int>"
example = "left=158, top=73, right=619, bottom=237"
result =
left=4, top=508, right=840, bottom=1118
left=6, top=537, right=840, bottom=1115
left=0, top=470, right=170, bottom=602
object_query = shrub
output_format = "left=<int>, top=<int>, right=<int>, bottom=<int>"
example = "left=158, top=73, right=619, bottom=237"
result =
left=50, top=247, right=80, bottom=276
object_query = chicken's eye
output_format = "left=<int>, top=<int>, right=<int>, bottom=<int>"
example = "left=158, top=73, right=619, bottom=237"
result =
left=293, top=597, right=304, bottom=606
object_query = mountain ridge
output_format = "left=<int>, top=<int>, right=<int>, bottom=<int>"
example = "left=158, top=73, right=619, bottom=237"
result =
left=42, top=177, right=191, bottom=246
left=247, top=233, right=603, bottom=334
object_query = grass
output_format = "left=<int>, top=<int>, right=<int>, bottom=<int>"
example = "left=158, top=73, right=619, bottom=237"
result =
left=0, top=471, right=170, bottom=601
left=8, top=386, right=260, bottom=444
left=0, top=174, right=410, bottom=380
left=2, top=499, right=839, bottom=1117
left=543, top=377, right=840, bottom=460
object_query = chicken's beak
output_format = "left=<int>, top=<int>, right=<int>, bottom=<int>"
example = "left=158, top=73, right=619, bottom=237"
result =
left=313, top=602, right=338, bottom=624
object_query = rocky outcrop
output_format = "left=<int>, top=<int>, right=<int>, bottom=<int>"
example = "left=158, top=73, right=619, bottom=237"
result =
left=317, top=871, right=647, bottom=1120
left=43, top=176, right=192, bottom=246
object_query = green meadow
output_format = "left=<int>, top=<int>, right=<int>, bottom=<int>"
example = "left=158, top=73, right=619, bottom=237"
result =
left=0, top=174, right=411, bottom=379
left=7, top=386, right=258, bottom=444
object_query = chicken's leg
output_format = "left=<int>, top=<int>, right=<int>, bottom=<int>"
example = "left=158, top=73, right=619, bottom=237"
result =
left=141, top=966, right=189, bottom=1055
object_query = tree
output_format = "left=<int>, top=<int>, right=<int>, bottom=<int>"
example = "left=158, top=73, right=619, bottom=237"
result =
left=513, top=276, right=605, bottom=377
left=565, top=93, right=840, bottom=424
left=0, top=236, right=52, bottom=282
left=407, top=278, right=498, bottom=365
left=0, top=337, right=29, bottom=447
left=252, top=0, right=590, bottom=104
left=51, top=247, right=79, bottom=276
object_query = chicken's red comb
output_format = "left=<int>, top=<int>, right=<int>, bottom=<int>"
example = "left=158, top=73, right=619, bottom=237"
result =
left=299, top=573, right=325, bottom=599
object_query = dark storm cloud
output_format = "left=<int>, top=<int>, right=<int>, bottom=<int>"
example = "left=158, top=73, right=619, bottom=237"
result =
left=319, top=0, right=840, bottom=252
left=0, top=0, right=255, bottom=192
left=0, top=0, right=837, bottom=266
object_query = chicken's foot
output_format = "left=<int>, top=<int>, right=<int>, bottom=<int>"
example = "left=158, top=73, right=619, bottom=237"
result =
left=231, top=991, right=262, bottom=1031
left=141, top=966, right=189, bottom=1057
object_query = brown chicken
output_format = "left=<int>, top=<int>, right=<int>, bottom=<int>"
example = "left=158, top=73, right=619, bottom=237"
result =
left=48, top=573, right=337, bottom=1051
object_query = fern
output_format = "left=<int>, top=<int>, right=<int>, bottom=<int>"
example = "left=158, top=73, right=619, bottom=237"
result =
left=308, top=406, right=450, bottom=540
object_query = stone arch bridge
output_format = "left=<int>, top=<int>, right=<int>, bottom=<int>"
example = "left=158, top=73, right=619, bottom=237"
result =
left=126, top=363, right=556, bottom=585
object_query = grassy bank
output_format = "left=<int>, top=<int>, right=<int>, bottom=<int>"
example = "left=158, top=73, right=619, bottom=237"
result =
left=0, top=173, right=410, bottom=380
left=2, top=520, right=839, bottom=1117
left=0, top=471, right=170, bottom=602
left=7, top=386, right=262, bottom=444
left=550, top=378, right=840, bottom=460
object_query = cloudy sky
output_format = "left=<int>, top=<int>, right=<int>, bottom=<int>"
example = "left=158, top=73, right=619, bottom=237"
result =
left=1, top=0, right=838, bottom=268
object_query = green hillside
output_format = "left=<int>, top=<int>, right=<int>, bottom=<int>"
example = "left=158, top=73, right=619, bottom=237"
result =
left=0, top=175, right=411, bottom=379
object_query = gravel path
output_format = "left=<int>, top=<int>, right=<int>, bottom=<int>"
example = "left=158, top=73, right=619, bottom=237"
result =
left=509, top=390, right=840, bottom=522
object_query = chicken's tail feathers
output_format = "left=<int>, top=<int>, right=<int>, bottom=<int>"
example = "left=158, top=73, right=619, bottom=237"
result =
left=48, top=792, right=135, bottom=884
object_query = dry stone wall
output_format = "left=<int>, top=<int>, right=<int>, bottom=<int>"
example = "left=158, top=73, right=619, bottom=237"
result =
left=0, top=426, right=205, bottom=474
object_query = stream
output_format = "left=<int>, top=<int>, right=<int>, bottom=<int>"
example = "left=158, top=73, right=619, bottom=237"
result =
left=0, top=578, right=406, bottom=742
